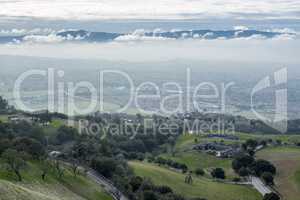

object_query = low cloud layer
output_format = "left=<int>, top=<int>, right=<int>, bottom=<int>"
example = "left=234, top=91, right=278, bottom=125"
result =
left=0, top=28, right=297, bottom=44
left=1, top=39, right=299, bottom=64
left=0, top=0, right=299, bottom=20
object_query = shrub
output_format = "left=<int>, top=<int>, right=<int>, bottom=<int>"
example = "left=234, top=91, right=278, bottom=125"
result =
left=238, top=167, right=250, bottom=177
left=232, top=154, right=255, bottom=172
left=13, top=137, right=45, bottom=158
left=252, top=159, right=276, bottom=176
left=129, top=176, right=143, bottom=192
left=211, top=168, right=225, bottom=179
left=91, top=157, right=117, bottom=178
left=143, top=191, right=158, bottom=200
left=155, top=185, right=173, bottom=194
left=261, top=172, right=274, bottom=185
left=195, top=168, right=205, bottom=176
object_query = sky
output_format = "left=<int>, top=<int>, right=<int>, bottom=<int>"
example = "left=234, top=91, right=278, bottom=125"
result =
left=0, top=0, right=299, bottom=65
left=0, top=0, right=299, bottom=20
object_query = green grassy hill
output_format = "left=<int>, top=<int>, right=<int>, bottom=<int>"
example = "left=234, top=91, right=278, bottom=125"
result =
left=162, top=134, right=237, bottom=178
left=0, top=161, right=112, bottom=200
left=236, top=133, right=300, bottom=144
left=176, top=133, right=300, bottom=151
left=129, top=161, right=262, bottom=200
left=161, top=151, right=236, bottom=179
left=165, top=133, right=300, bottom=180
left=0, top=114, right=9, bottom=123
left=175, top=134, right=241, bottom=151
left=257, top=147, right=300, bottom=200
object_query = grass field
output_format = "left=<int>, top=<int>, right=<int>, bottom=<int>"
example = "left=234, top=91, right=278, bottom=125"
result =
left=163, top=133, right=300, bottom=181
left=50, top=119, right=65, bottom=128
left=0, top=114, right=9, bottom=122
left=162, top=151, right=232, bottom=170
left=257, top=147, right=300, bottom=200
left=0, top=160, right=112, bottom=200
left=129, top=161, right=262, bottom=200
left=161, top=151, right=236, bottom=179
left=163, top=134, right=237, bottom=178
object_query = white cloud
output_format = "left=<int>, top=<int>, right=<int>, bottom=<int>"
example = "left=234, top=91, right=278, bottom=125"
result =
left=0, top=0, right=299, bottom=20
left=270, top=28, right=298, bottom=34
left=21, top=33, right=85, bottom=43
left=234, top=26, right=249, bottom=31
left=0, top=29, right=26, bottom=36
left=23, top=34, right=65, bottom=43
left=233, top=34, right=267, bottom=40
left=114, top=29, right=175, bottom=41
left=0, top=28, right=55, bottom=36
left=272, top=33, right=297, bottom=40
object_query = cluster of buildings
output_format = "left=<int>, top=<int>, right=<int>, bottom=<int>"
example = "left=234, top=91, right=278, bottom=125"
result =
left=193, top=142, right=241, bottom=158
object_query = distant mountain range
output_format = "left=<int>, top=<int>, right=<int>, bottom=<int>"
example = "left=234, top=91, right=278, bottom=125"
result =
left=0, top=28, right=296, bottom=44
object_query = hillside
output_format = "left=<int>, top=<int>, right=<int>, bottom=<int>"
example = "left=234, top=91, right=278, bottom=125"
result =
left=165, top=133, right=300, bottom=179
left=0, top=161, right=112, bottom=200
left=161, top=134, right=242, bottom=179
left=129, top=161, right=262, bottom=200
left=257, top=147, right=300, bottom=200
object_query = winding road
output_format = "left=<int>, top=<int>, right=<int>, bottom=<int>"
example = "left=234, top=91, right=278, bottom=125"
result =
left=86, top=168, right=128, bottom=200
left=250, top=176, right=272, bottom=196
left=54, top=158, right=128, bottom=200
left=54, top=158, right=273, bottom=199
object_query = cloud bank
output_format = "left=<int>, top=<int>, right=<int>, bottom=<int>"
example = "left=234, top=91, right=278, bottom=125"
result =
left=0, top=0, right=299, bottom=20
left=0, top=28, right=297, bottom=44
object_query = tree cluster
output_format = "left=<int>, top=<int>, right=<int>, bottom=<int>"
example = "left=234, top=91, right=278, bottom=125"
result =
left=150, top=157, right=188, bottom=173
left=232, top=154, right=276, bottom=185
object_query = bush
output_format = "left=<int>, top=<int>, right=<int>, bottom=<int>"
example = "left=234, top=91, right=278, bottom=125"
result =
left=147, top=156, right=155, bottom=163
left=232, top=154, right=255, bottom=172
left=127, top=152, right=145, bottom=161
left=0, top=96, right=9, bottom=113
left=1, top=149, right=28, bottom=181
left=154, top=157, right=188, bottom=173
left=143, top=191, right=158, bottom=200
left=91, top=157, right=117, bottom=178
left=0, top=138, right=11, bottom=154
left=252, top=159, right=276, bottom=176
left=238, top=167, right=250, bottom=177
left=156, top=157, right=167, bottom=165
left=211, top=168, right=225, bottom=179
left=261, top=172, right=274, bottom=185
left=13, top=137, right=45, bottom=158
left=137, top=153, right=145, bottom=161
left=155, top=185, right=173, bottom=194
left=195, top=168, right=205, bottom=176
left=244, top=139, right=258, bottom=150
left=56, top=126, right=78, bottom=144
left=129, top=176, right=143, bottom=192
left=180, top=164, right=188, bottom=173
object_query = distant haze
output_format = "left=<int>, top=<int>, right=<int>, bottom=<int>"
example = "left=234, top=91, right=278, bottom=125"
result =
left=0, top=39, right=299, bottom=64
